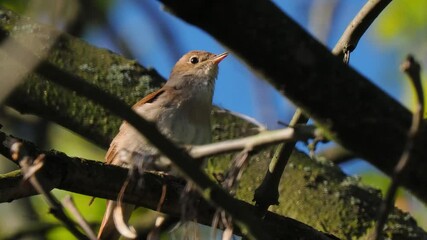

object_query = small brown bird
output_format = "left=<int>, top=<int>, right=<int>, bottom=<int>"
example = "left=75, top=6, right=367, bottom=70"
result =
left=97, top=50, right=228, bottom=239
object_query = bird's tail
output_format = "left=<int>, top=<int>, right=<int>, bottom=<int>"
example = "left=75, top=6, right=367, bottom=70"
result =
left=97, top=200, right=135, bottom=240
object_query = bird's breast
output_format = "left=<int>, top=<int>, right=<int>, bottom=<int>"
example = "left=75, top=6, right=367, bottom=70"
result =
left=135, top=94, right=212, bottom=146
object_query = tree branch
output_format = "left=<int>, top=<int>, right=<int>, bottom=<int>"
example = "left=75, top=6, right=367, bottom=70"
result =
left=1, top=129, right=426, bottom=239
left=0, top=6, right=164, bottom=148
left=332, top=0, right=392, bottom=59
left=317, top=146, right=356, bottom=164
left=158, top=0, right=427, bottom=203
left=189, top=125, right=317, bottom=159
left=0, top=30, right=272, bottom=240
left=374, top=55, right=425, bottom=239
left=1, top=6, right=426, bottom=239
left=0, top=131, right=335, bottom=240
left=10, top=144, right=90, bottom=240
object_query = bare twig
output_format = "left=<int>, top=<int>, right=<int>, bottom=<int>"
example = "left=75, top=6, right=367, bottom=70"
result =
left=332, top=0, right=392, bottom=60
left=63, top=196, right=97, bottom=240
left=373, top=55, right=424, bottom=240
left=213, top=150, right=251, bottom=238
left=0, top=29, right=271, bottom=240
left=10, top=142, right=89, bottom=240
left=252, top=0, right=392, bottom=212
left=189, top=125, right=316, bottom=159
left=158, top=0, right=427, bottom=207
left=2, top=129, right=421, bottom=239
left=253, top=109, right=308, bottom=211
left=223, top=150, right=250, bottom=195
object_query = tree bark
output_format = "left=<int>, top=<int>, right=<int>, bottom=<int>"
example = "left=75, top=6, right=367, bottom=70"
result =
left=0, top=6, right=426, bottom=239
left=158, top=0, right=427, bottom=204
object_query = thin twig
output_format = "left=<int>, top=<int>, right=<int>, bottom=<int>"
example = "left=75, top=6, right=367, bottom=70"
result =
left=373, top=55, right=424, bottom=240
left=213, top=150, right=251, bottom=238
left=62, top=196, right=97, bottom=240
left=253, top=0, right=392, bottom=212
left=0, top=130, right=366, bottom=239
left=10, top=143, right=89, bottom=240
left=0, top=29, right=270, bottom=240
left=332, top=0, right=392, bottom=60
left=189, top=125, right=316, bottom=159
left=253, top=109, right=308, bottom=211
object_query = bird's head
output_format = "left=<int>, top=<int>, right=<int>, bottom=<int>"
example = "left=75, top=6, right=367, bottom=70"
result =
left=167, top=50, right=228, bottom=90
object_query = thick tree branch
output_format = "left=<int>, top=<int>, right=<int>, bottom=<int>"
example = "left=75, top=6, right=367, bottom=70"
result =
left=158, top=0, right=427, bottom=203
left=374, top=55, right=425, bottom=239
left=317, top=146, right=356, bottom=164
left=0, top=132, right=335, bottom=240
left=1, top=129, right=426, bottom=239
left=10, top=145, right=90, bottom=240
left=253, top=0, right=390, bottom=211
left=0, top=7, right=164, bottom=148
left=0, top=30, right=273, bottom=240
left=1, top=6, right=426, bottom=239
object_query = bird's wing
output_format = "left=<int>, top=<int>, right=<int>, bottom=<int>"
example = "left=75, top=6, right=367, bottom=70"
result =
left=132, top=88, right=166, bottom=107
left=104, top=128, right=124, bottom=165
left=105, top=88, right=167, bottom=165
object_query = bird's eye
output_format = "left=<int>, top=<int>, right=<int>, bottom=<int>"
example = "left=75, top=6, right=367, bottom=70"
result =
left=190, top=56, right=199, bottom=64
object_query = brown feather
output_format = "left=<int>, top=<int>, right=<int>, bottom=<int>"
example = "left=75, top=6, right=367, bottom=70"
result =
left=98, top=50, right=227, bottom=240
left=105, top=89, right=166, bottom=165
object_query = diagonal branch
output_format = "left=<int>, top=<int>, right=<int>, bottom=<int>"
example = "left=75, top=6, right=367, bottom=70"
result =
left=158, top=0, right=427, bottom=203
left=332, top=0, right=392, bottom=59
left=0, top=27, right=287, bottom=240
left=10, top=144, right=90, bottom=240
left=254, top=0, right=391, bottom=210
left=374, top=55, right=424, bottom=239
left=1, top=5, right=427, bottom=239
left=0, top=131, right=335, bottom=240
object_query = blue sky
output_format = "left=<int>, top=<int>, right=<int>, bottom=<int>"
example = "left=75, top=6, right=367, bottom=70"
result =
left=82, top=0, right=410, bottom=173
left=85, top=0, right=404, bottom=130
left=82, top=0, right=411, bottom=176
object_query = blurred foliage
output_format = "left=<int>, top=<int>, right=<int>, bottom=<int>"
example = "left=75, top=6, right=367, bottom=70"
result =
left=0, top=0, right=29, bottom=13
left=1, top=0, right=427, bottom=238
left=344, top=1, right=427, bottom=231
left=47, top=123, right=105, bottom=161
left=94, top=0, right=115, bottom=13
left=375, top=0, right=427, bottom=114
left=0, top=2, right=110, bottom=237
left=31, top=191, right=103, bottom=239
left=376, top=0, right=427, bottom=45
left=358, top=168, right=427, bottom=230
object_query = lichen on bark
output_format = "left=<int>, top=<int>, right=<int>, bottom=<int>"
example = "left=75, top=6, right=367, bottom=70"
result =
left=0, top=7, right=426, bottom=239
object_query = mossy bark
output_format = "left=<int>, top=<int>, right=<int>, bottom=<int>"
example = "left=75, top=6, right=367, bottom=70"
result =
left=1, top=7, right=164, bottom=147
left=158, top=0, right=427, bottom=206
left=0, top=7, right=425, bottom=239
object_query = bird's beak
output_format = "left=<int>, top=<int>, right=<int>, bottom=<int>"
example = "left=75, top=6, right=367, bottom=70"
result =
left=211, top=52, right=228, bottom=64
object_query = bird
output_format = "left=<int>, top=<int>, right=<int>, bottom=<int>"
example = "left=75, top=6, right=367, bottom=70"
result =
left=97, top=50, right=228, bottom=239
